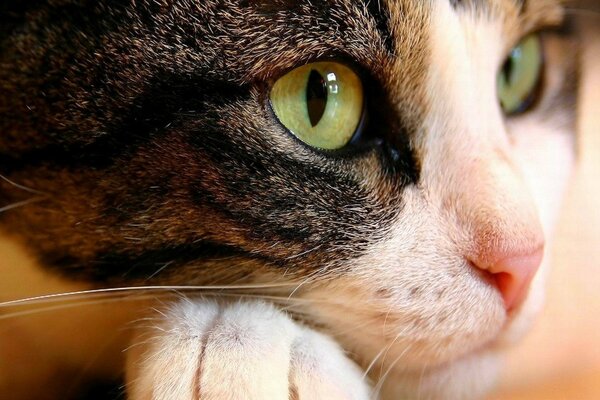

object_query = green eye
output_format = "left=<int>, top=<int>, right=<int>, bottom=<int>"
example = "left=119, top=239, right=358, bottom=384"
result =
left=270, top=62, right=364, bottom=150
left=498, top=34, right=543, bottom=114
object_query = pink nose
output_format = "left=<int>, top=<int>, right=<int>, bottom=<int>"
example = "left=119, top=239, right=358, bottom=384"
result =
left=471, top=246, right=544, bottom=311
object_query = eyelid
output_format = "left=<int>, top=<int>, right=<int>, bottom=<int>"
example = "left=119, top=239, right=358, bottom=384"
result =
left=509, top=11, right=576, bottom=54
left=266, top=56, right=371, bottom=90
left=515, top=3, right=564, bottom=37
left=505, top=9, right=570, bottom=57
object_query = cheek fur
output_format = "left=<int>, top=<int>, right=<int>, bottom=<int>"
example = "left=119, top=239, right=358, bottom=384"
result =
left=297, top=187, right=506, bottom=371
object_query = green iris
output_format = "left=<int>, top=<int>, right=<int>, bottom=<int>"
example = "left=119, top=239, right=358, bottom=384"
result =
left=270, top=62, right=364, bottom=150
left=498, top=34, right=543, bottom=114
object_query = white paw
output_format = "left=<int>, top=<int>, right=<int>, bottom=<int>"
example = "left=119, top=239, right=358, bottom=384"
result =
left=126, top=300, right=372, bottom=400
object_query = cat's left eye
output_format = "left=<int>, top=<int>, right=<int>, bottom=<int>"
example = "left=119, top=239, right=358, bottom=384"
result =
left=269, top=61, right=364, bottom=150
left=498, top=34, right=544, bottom=115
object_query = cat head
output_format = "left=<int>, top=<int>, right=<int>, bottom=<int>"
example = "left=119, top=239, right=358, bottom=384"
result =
left=0, top=0, right=579, bottom=398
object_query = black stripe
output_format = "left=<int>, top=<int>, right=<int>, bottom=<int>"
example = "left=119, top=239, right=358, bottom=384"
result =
left=239, top=0, right=302, bottom=14
left=0, top=75, right=251, bottom=172
left=43, top=242, right=277, bottom=283
left=362, top=0, right=395, bottom=55
left=189, top=129, right=376, bottom=244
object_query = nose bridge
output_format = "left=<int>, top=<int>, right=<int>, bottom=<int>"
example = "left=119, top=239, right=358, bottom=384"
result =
left=433, top=140, right=546, bottom=310
left=421, top=1, right=544, bottom=309
left=446, top=143, right=544, bottom=262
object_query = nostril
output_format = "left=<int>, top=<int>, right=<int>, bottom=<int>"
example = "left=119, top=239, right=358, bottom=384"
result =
left=491, top=271, right=521, bottom=311
left=471, top=247, right=544, bottom=311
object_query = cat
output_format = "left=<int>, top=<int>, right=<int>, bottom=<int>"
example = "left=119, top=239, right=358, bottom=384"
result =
left=0, top=0, right=582, bottom=399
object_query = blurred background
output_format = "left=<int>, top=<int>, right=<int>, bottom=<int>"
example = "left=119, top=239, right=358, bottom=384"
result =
left=490, top=14, right=600, bottom=400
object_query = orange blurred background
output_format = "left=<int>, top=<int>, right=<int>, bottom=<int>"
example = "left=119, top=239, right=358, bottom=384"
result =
left=490, top=17, right=600, bottom=400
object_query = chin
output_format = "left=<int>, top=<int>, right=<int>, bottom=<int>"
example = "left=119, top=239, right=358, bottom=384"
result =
left=381, top=268, right=547, bottom=400
left=381, top=348, right=502, bottom=400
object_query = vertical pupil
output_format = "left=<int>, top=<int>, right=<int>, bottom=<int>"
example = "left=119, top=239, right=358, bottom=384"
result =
left=503, top=52, right=516, bottom=84
left=306, top=70, right=327, bottom=127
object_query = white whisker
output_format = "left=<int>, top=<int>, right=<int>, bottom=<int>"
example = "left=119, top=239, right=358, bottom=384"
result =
left=0, top=294, right=163, bottom=321
left=0, top=196, right=45, bottom=213
left=416, top=364, right=428, bottom=400
left=0, top=283, right=299, bottom=308
left=0, top=289, right=357, bottom=322
left=284, top=243, right=323, bottom=260
left=287, top=271, right=319, bottom=300
left=145, top=261, right=174, bottom=280
left=372, top=343, right=413, bottom=399
left=0, top=174, right=47, bottom=195
left=362, top=346, right=389, bottom=381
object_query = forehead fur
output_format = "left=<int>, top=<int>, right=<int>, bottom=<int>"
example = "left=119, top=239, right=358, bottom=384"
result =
left=450, top=0, right=564, bottom=44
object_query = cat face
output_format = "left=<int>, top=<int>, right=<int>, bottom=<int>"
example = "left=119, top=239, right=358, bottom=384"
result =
left=0, top=0, right=578, bottom=398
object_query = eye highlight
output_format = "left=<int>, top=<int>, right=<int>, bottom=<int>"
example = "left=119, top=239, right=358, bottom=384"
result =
left=270, top=62, right=364, bottom=150
left=498, top=34, right=544, bottom=115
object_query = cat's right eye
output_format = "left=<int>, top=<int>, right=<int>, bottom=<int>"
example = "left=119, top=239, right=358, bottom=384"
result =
left=269, top=61, right=365, bottom=150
